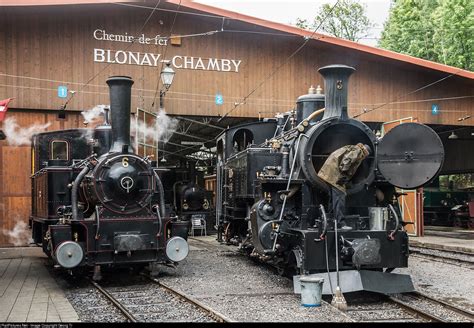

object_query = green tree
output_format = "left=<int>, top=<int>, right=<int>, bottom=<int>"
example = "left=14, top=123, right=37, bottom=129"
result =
left=296, top=0, right=374, bottom=42
left=379, top=0, right=473, bottom=71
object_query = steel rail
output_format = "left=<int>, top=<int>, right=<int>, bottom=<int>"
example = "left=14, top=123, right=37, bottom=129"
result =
left=90, top=280, right=138, bottom=323
left=409, top=252, right=474, bottom=268
left=411, top=291, right=474, bottom=321
left=387, top=295, right=446, bottom=322
left=147, top=276, right=233, bottom=323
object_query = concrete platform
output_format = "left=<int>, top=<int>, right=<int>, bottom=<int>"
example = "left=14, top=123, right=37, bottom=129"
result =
left=409, top=235, right=474, bottom=254
left=0, top=247, right=80, bottom=322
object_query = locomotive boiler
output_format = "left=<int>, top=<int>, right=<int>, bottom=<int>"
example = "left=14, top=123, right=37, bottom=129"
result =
left=156, top=162, right=213, bottom=224
left=30, top=76, right=189, bottom=279
left=215, top=64, right=444, bottom=294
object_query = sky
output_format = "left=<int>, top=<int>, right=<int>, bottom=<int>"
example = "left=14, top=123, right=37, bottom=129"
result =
left=195, top=0, right=392, bottom=46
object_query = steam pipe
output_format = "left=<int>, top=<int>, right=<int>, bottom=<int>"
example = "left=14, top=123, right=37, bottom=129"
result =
left=153, top=170, right=166, bottom=218
left=106, top=76, right=134, bottom=153
left=318, top=65, right=355, bottom=120
left=72, top=165, right=91, bottom=220
left=281, top=145, right=289, bottom=178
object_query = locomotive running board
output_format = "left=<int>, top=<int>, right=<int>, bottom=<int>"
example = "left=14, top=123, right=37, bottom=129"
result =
left=293, top=270, right=415, bottom=295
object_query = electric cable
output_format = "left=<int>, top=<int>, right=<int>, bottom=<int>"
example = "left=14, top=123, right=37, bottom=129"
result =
left=217, top=0, right=342, bottom=122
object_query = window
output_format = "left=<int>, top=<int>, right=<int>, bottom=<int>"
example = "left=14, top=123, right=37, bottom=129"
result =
left=51, top=140, right=68, bottom=160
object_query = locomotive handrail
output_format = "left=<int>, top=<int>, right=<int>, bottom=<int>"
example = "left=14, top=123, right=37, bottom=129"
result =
left=316, top=204, right=328, bottom=241
left=388, top=204, right=400, bottom=240
left=153, top=205, right=163, bottom=238
left=152, top=170, right=166, bottom=219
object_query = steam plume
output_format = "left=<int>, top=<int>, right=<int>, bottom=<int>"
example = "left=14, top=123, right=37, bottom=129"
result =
left=2, top=220, right=33, bottom=246
left=80, top=104, right=108, bottom=141
left=131, top=110, right=178, bottom=143
left=81, top=104, right=107, bottom=125
left=2, top=117, right=51, bottom=146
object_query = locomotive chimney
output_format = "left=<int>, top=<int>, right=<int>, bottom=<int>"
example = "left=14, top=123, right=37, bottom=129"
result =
left=318, top=65, right=355, bottom=120
left=106, top=76, right=134, bottom=153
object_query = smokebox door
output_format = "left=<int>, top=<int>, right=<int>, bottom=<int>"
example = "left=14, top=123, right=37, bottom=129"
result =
left=377, top=122, right=444, bottom=189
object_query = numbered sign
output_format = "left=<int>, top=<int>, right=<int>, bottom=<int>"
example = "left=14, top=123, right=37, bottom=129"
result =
left=58, top=86, right=68, bottom=98
left=215, top=93, right=223, bottom=105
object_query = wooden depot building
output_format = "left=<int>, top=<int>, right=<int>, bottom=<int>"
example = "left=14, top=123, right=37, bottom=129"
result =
left=0, top=0, right=473, bottom=245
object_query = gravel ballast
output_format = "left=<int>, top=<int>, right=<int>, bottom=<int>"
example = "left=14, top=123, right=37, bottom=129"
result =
left=157, top=237, right=352, bottom=322
left=52, top=235, right=473, bottom=322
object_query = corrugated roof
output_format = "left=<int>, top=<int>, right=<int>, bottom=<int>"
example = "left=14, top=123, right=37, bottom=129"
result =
left=2, top=0, right=473, bottom=79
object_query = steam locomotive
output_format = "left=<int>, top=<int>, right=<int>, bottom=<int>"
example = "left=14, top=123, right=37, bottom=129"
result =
left=215, top=65, right=445, bottom=294
left=158, top=163, right=213, bottom=223
left=30, top=76, right=189, bottom=279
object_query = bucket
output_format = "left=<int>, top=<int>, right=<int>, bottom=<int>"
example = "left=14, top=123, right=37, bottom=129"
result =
left=300, top=276, right=324, bottom=307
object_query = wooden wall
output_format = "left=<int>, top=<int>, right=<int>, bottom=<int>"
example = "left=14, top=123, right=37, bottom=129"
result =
left=0, top=110, right=83, bottom=246
left=0, top=4, right=472, bottom=126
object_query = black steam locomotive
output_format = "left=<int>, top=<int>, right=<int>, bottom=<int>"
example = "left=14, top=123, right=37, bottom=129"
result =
left=215, top=65, right=444, bottom=294
left=158, top=163, right=213, bottom=223
left=30, top=76, right=189, bottom=279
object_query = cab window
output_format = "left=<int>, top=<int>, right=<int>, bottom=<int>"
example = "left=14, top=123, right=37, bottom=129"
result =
left=51, top=140, right=68, bottom=160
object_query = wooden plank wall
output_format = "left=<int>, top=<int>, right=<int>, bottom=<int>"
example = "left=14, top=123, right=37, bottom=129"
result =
left=0, top=110, right=82, bottom=246
left=0, top=4, right=472, bottom=127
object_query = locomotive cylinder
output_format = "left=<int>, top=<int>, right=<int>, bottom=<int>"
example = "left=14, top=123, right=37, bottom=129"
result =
left=106, top=76, right=134, bottom=153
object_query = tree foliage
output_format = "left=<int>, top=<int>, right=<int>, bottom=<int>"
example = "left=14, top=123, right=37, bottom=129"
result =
left=379, top=0, right=473, bottom=71
left=296, top=0, right=374, bottom=42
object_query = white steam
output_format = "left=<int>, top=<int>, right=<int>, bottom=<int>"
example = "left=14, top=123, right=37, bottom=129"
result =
left=2, top=220, right=33, bottom=246
left=131, top=110, right=178, bottom=143
left=80, top=104, right=108, bottom=141
left=2, top=117, right=51, bottom=146
left=81, top=104, right=107, bottom=125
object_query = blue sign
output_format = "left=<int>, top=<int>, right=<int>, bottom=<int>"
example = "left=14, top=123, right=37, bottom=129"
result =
left=215, top=93, right=223, bottom=105
left=431, top=104, right=439, bottom=115
left=58, top=86, right=68, bottom=98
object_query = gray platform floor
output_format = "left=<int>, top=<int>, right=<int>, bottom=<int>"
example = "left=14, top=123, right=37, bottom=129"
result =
left=410, top=232, right=474, bottom=253
left=0, top=248, right=79, bottom=322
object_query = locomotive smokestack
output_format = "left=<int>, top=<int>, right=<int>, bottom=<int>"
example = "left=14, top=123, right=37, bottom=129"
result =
left=106, top=76, right=134, bottom=153
left=318, top=65, right=355, bottom=120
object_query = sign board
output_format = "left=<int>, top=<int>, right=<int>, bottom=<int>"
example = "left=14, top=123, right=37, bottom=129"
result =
left=58, top=86, right=68, bottom=98
left=215, top=94, right=223, bottom=105
left=431, top=104, right=439, bottom=115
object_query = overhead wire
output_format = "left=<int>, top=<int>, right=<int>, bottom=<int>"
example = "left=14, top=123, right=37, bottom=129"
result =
left=352, top=71, right=465, bottom=118
left=3, top=80, right=472, bottom=115
left=217, top=0, right=342, bottom=122
left=58, top=0, right=164, bottom=110
left=151, top=0, right=182, bottom=109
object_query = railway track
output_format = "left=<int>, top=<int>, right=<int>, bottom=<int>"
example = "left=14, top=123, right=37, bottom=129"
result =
left=409, top=246, right=474, bottom=268
left=391, top=291, right=474, bottom=322
left=191, top=237, right=474, bottom=322
left=90, top=277, right=231, bottom=322
left=335, top=291, right=474, bottom=322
